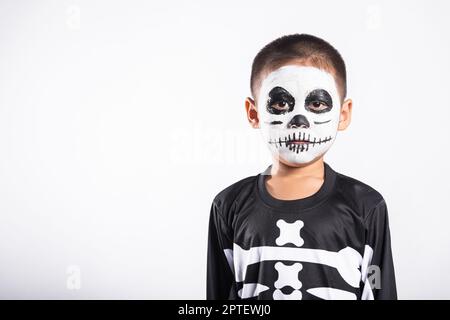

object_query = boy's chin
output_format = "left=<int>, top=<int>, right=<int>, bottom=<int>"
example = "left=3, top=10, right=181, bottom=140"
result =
left=272, top=151, right=325, bottom=168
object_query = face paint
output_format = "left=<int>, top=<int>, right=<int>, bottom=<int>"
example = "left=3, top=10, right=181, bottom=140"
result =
left=258, top=65, right=341, bottom=165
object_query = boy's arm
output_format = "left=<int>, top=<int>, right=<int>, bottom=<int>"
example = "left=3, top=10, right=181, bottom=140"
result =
left=206, top=200, right=236, bottom=299
left=361, top=199, right=397, bottom=300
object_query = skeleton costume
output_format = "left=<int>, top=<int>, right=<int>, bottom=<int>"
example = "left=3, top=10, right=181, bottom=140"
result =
left=206, top=65, right=396, bottom=300
left=206, top=163, right=397, bottom=300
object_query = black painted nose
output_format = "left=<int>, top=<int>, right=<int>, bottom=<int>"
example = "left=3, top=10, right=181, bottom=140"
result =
left=287, top=114, right=310, bottom=129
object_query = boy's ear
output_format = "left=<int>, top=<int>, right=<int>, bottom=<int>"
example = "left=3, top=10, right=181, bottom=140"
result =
left=245, top=97, right=259, bottom=128
left=338, top=98, right=352, bottom=131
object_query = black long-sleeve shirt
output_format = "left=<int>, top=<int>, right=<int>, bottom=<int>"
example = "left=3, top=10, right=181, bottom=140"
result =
left=207, top=162, right=397, bottom=300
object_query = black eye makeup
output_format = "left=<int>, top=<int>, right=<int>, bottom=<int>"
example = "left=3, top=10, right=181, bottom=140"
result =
left=266, top=86, right=295, bottom=115
left=304, top=89, right=333, bottom=113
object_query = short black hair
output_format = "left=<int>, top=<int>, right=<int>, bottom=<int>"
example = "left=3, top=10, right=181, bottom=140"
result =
left=250, top=33, right=347, bottom=104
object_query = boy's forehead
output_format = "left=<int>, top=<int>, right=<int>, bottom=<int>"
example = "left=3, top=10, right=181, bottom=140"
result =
left=260, top=65, right=336, bottom=92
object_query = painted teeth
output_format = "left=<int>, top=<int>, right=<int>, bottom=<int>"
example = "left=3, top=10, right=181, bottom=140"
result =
left=275, top=135, right=333, bottom=152
left=268, top=135, right=333, bottom=152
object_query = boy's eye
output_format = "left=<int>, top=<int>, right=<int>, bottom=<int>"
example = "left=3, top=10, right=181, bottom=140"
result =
left=308, top=100, right=329, bottom=111
left=266, top=86, right=295, bottom=115
left=270, top=100, right=289, bottom=111
left=304, top=89, right=333, bottom=114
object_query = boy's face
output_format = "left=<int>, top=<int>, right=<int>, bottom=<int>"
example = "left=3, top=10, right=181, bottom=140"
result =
left=257, top=65, right=341, bottom=166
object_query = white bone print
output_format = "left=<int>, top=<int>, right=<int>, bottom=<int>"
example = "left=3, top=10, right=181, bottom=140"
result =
left=225, top=218, right=368, bottom=299
left=275, top=219, right=304, bottom=247
left=232, top=243, right=362, bottom=287
left=273, top=219, right=305, bottom=300
left=274, top=262, right=303, bottom=289
left=273, top=289, right=303, bottom=300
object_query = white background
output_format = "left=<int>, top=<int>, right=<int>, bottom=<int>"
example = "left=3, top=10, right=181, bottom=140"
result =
left=1, top=0, right=449, bottom=299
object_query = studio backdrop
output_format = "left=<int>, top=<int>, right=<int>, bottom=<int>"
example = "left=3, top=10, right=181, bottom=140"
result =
left=0, top=0, right=449, bottom=299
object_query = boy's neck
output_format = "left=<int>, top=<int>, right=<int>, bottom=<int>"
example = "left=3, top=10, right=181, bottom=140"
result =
left=265, top=156, right=326, bottom=201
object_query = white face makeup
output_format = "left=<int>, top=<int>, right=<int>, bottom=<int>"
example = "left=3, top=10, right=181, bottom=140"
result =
left=257, top=65, right=341, bottom=165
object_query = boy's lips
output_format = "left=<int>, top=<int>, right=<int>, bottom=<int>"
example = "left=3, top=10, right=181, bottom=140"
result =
left=268, top=133, right=333, bottom=151
left=289, top=140, right=309, bottom=145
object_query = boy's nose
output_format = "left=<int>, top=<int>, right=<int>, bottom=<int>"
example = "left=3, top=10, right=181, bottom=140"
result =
left=287, top=114, right=310, bottom=129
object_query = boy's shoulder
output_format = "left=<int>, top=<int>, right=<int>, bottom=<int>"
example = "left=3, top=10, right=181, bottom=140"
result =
left=333, top=168, right=387, bottom=220
left=211, top=174, right=257, bottom=220
left=213, top=175, right=258, bottom=225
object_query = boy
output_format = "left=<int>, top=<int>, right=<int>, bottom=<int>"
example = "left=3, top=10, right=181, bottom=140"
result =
left=206, top=34, right=397, bottom=300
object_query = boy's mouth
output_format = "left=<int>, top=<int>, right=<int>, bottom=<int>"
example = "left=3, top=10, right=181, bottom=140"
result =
left=268, top=132, right=332, bottom=153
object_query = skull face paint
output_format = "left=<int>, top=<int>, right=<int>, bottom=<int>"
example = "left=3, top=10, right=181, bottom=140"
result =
left=257, top=65, right=341, bottom=165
